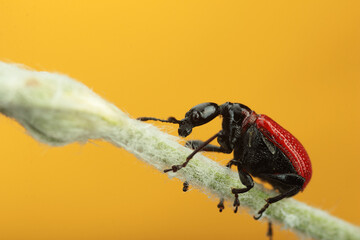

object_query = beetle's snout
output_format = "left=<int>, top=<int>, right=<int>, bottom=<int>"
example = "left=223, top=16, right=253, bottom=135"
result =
left=178, top=121, right=193, bottom=137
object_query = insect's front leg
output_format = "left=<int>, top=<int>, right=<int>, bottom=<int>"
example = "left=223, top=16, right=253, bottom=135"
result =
left=182, top=137, right=232, bottom=198
left=164, top=132, right=220, bottom=173
left=185, top=140, right=232, bottom=153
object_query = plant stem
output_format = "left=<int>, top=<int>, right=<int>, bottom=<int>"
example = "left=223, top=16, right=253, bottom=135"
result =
left=0, top=61, right=359, bottom=240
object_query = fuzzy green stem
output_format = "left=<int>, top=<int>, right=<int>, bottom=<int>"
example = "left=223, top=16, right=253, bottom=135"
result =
left=0, top=62, right=359, bottom=240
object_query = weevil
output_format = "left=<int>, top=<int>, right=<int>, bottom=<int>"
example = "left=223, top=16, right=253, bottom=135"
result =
left=138, top=102, right=312, bottom=239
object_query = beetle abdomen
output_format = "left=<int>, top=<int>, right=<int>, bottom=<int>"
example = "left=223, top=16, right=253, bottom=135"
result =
left=255, top=114, right=312, bottom=190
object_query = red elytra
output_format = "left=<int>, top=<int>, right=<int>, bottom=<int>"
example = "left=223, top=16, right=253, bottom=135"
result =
left=255, top=114, right=312, bottom=190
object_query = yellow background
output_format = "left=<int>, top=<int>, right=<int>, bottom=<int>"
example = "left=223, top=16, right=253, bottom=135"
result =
left=0, top=1, right=359, bottom=239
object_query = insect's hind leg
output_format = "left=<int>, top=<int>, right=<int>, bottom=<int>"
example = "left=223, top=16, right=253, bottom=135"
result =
left=254, top=173, right=305, bottom=220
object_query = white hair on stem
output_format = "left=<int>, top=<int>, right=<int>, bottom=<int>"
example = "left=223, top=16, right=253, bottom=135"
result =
left=0, top=61, right=359, bottom=240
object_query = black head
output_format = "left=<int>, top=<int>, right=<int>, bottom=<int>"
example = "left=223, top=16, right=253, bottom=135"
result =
left=178, top=102, right=220, bottom=137
left=137, top=102, right=220, bottom=137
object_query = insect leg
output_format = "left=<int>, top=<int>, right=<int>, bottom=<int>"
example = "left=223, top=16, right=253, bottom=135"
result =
left=164, top=132, right=220, bottom=173
left=267, top=221, right=273, bottom=240
left=182, top=139, right=232, bottom=193
left=254, top=173, right=305, bottom=220
left=215, top=159, right=241, bottom=212
left=185, top=140, right=232, bottom=153
left=231, top=167, right=254, bottom=213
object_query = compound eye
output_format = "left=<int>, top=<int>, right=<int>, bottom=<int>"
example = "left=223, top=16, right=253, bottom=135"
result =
left=191, top=112, right=201, bottom=122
